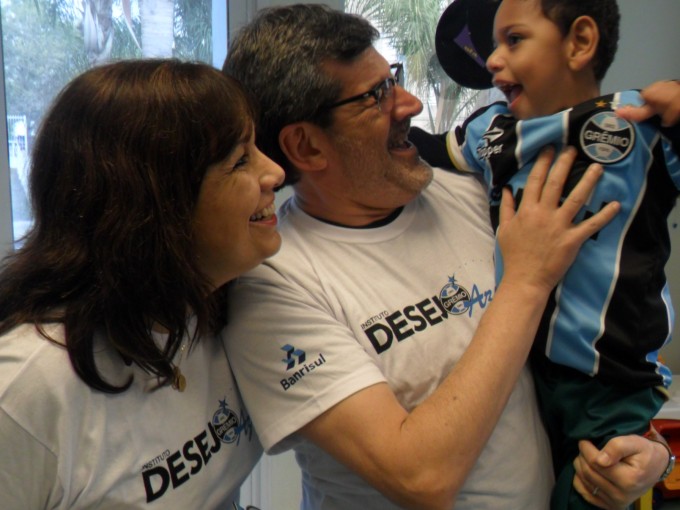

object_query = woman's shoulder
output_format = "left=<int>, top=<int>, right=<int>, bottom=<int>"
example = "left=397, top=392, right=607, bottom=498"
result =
left=0, top=323, right=68, bottom=393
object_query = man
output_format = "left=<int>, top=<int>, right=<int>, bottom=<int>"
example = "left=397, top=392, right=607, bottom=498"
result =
left=222, top=5, right=670, bottom=509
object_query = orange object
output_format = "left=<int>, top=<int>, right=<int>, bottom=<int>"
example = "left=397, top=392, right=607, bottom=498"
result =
left=651, top=419, right=680, bottom=499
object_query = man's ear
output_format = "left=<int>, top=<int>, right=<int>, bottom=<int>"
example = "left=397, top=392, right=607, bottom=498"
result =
left=279, top=122, right=329, bottom=172
left=567, top=15, right=599, bottom=72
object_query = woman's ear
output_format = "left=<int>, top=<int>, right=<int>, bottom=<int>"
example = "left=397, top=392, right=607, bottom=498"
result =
left=567, top=15, right=599, bottom=73
left=279, top=122, right=328, bottom=172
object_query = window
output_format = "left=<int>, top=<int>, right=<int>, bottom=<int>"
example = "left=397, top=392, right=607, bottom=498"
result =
left=0, top=0, right=228, bottom=255
left=344, top=0, right=501, bottom=136
left=0, top=0, right=495, bottom=258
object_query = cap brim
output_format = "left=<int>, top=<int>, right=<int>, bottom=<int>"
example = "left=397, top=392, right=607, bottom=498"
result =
left=435, top=0, right=499, bottom=90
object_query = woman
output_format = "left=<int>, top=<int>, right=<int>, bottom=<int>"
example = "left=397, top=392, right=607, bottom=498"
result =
left=0, top=60, right=283, bottom=508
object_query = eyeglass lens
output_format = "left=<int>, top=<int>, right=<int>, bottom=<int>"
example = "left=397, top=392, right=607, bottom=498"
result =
left=325, top=62, right=403, bottom=112
left=376, top=64, right=403, bottom=112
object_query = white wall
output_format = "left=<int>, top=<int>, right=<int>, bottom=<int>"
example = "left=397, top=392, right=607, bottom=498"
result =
left=602, top=0, right=680, bottom=373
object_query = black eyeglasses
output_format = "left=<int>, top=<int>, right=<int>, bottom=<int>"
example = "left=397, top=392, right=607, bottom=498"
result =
left=326, top=63, right=403, bottom=113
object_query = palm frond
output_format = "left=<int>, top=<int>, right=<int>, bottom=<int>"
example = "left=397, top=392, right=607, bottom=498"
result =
left=347, top=0, right=481, bottom=132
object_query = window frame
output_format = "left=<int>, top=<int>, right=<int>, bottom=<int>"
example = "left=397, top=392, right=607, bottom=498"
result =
left=0, top=20, right=12, bottom=259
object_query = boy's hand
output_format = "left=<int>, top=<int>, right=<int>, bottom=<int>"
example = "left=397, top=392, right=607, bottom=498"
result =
left=573, top=435, right=669, bottom=509
left=616, top=80, right=680, bottom=127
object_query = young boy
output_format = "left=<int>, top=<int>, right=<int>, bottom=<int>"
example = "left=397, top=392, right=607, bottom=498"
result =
left=412, top=0, right=679, bottom=508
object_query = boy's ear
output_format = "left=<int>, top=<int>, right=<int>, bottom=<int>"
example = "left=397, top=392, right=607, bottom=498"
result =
left=567, top=15, right=599, bottom=72
left=278, top=122, right=329, bottom=172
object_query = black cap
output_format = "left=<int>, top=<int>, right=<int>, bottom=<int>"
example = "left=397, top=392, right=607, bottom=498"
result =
left=435, top=0, right=499, bottom=90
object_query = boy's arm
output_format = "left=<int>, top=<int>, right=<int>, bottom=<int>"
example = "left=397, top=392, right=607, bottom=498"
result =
left=409, top=102, right=506, bottom=172
left=409, top=124, right=483, bottom=174
left=408, top=127, right=456, bottom=169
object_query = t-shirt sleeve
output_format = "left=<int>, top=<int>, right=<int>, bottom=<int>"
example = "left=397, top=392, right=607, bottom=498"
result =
left=0, top=407, right=60, bottom=508
left=223, top=266, right=387, bottom=454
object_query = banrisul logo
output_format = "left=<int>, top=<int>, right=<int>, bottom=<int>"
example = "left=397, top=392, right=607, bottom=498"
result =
left=281, top=343, right=306, bottom=369
left=280, top=344, right=326, bottom=391
left=580, top=110, right=634, bottom=164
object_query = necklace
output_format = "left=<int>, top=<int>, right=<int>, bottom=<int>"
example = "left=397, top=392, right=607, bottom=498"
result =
left=171, top=341, right=188, bottom=392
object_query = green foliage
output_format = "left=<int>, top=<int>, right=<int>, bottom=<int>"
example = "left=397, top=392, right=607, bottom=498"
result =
left=1, top=0, right=213, bottom=140
left=174, top=0, right=211, bottom=63
left=109, top=16, right=143, bottom=60
left=345, top=0, right=481, bottom=132
left=1, top=0, right=89, bottom=134
left=0, top=0, right=212, bottom=230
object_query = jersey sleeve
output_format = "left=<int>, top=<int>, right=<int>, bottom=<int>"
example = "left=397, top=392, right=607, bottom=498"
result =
left=408, top=127, right=455, bottom=170
left=619, top=89, right=680, bottom=191
left=446, top=102, right=513, bottom=176
left=445, top=126, right=479, bottom=173
left=660, top=122, right=680, bottom=190
left=409, top=103, right=509, bottom=175
left=223, top=265, right=387, bottom=454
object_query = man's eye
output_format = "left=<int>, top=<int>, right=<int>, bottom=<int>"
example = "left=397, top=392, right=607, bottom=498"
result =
left=375, top=81, right=390, bottom=103
left=374, top=88, right=385, bottom=103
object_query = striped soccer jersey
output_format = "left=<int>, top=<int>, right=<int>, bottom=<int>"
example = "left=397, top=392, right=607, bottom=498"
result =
left=447, top=91, right=680, bottom=389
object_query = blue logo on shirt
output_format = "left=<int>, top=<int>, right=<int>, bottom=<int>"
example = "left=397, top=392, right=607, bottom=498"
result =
left=281, top=344, right=306, bottom=370
left=361, top=274, right=493, bottom=354
left=439, top=275, right=471, bottom=315
left=279, top=346, right=327, bottom=391
left=580, top=111, right=634, bottom=164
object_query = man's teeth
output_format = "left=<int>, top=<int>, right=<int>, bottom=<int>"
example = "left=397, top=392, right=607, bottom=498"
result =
left=389, top=139, right=412, bottom=149
left=250, top=203, right=276, bottom=221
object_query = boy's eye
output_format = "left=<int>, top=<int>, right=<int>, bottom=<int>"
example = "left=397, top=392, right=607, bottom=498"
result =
left=507, top=34, right=522, bottom=46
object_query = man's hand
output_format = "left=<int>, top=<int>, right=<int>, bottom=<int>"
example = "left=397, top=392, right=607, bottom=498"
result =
left=573, top=435, right=669, bottom=509
left=497, top=146, right=620, bottom=295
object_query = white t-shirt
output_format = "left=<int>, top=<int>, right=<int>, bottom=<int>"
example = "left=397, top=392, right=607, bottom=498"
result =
left=224, top=168, right=553, bottom=509
left=0, top=321, right=262, bottom=509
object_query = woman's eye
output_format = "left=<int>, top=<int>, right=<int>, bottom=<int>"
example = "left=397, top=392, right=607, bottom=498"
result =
left=233, top=155, right=248, bottom=171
